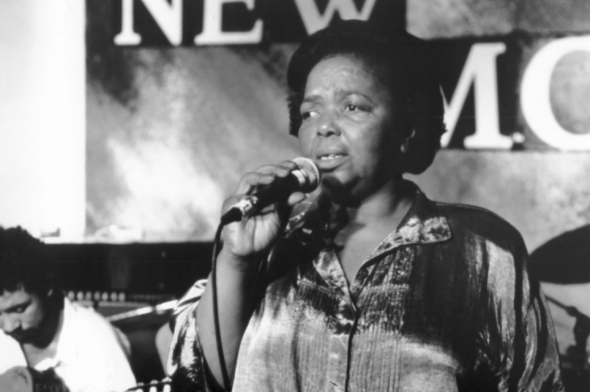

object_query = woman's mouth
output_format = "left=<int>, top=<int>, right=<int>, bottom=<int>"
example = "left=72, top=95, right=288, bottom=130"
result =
left=315, top=153, right=348, bottom=170
left=319, top=154, right=345, bottom=161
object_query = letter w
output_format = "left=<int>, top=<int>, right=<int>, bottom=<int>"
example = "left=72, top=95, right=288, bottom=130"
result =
left=294, top=0, right=377, bottom=35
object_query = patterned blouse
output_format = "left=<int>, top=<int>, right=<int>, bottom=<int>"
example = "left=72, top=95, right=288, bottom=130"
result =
left=167, top=183, right=564, bottom=392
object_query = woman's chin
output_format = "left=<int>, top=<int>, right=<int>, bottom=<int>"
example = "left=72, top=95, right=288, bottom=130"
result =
left=320, top=176, right=361, bottom=204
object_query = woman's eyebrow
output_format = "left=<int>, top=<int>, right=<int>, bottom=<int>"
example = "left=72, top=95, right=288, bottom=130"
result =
left=338, top=90, right=375, bottom=103
left=302, top=90, right=375, bottom=104
left=301, top=95, right=321, bottom=105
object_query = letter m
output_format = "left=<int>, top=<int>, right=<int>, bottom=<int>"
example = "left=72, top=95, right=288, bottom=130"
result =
left=441, top=43, right=513, bottom=149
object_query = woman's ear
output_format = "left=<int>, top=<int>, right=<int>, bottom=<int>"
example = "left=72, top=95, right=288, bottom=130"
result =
left=400, top=129, right=416, bottom=153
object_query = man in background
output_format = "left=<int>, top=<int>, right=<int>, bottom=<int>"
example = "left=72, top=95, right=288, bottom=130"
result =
left=0, top=227, right=136, bottom=392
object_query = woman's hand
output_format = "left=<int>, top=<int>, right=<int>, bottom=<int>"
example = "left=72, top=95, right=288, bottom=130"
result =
left=196, top=161, right=309, bottom=388
left=220, top=160, right=307, bottom=267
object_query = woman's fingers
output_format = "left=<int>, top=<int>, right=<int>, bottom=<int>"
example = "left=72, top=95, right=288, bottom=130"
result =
left=234, top=161, right=300, bottom=195
left=219, top=161, right=311, bottom=258
left=286, top=192, right=307, bottom=206
left=257, top=160, right=299, bottom=175
left=235, top=172, right=277, bottom=196
left=222, top=160, right=309, bottom=224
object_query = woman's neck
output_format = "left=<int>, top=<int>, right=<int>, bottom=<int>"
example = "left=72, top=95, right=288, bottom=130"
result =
left=328, top=177, right=414, bottom=281
left=340, top=177, right=412, bottom=226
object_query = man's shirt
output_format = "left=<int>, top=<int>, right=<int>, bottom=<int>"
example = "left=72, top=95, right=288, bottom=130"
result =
left=0, top=297, right=136, bottom=392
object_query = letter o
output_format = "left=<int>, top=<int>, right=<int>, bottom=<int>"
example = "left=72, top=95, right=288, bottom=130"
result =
left=521, top=36, right=590, bottom=150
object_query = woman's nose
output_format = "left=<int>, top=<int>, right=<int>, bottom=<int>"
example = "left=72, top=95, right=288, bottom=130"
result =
left=316, top=112, right=341, bottom=137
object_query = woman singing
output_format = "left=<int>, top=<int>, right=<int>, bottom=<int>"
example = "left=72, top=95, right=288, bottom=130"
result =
left=168, top=20, right=564, bottom=392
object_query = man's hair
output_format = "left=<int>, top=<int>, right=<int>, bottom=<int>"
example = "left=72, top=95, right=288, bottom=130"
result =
left=287, top=20, right=446, bottom=175
left=0, top=227, right=52, bottom=294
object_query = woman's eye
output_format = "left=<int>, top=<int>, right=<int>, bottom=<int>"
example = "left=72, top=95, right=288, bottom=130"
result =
left=301, top=110, right=317, bottom=120
left=346, top=104, right=370, bottom=113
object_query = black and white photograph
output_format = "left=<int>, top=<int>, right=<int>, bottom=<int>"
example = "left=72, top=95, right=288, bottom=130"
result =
left=1, top=1, right=590, bottom=391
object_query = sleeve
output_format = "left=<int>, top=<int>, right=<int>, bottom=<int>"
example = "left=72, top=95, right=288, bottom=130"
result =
left=101, top=330, right=137, bottom=392
left=476, top=239, right=565, bottom=392
left=166, top=279, right=224, bottom=392
left=58, top=301, right=136, bottom=392
left=82, top=321, right=136, bottom=392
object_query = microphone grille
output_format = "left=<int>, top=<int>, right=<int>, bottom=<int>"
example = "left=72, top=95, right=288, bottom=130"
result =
left=293, top=157, right=321, bottom=193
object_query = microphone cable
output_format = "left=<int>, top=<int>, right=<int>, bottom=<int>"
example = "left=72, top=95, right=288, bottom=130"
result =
left=211, top=222, right=232, bottom=390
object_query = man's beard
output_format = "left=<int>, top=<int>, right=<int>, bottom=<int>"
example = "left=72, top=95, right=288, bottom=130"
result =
left=7, top=327, right=38, bottom=343
left=11, top=299, right=61, bottom=348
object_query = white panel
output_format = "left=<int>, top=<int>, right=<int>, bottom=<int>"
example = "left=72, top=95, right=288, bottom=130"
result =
left=0, top=0, right=85, bottom=242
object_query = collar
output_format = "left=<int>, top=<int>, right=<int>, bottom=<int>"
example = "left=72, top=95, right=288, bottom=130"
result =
left=33, top=297, right=69, bottom=371
left=52, top=297, right=83, bottom=367
left=286, top=181, right=452, bottom=260
left=369, top=184, right=452, bottom=259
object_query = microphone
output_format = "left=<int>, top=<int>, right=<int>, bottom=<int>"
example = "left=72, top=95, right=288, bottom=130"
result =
left=221, top=157, right=321, bottom=225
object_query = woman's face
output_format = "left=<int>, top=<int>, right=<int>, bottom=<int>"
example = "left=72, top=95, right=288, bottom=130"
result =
left=298, top=55, right=403, bottom=203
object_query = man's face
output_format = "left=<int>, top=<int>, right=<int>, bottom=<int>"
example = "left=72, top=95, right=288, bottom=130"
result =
left=0, top=287, right=47, bottom=344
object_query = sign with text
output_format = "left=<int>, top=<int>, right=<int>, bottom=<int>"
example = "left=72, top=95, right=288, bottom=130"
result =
left=105, top=0, right=590, bottom=151
left=436, top=35, right=590, bottom=151
left=112, top=0, right=405, bottom=46
left=87, top=1, right=590, bottom=242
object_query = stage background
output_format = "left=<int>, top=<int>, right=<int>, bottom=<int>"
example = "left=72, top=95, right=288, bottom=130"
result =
left=84, top=0, right=590, bottom=249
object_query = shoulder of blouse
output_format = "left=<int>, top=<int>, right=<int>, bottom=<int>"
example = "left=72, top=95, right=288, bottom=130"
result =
left=434, top=201, right=527, bottom=257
